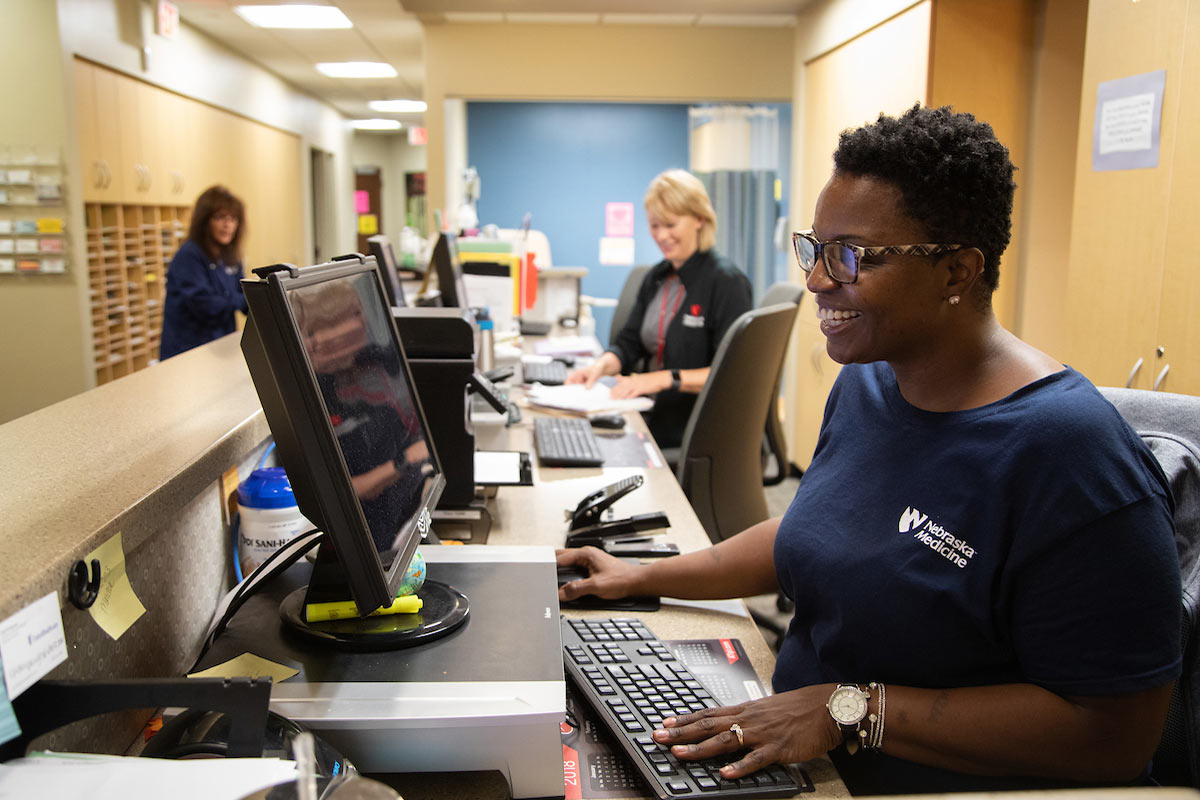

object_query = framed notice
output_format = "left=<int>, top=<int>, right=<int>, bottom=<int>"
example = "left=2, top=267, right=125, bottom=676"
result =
left=1093, top=69, right=1166, bottom=172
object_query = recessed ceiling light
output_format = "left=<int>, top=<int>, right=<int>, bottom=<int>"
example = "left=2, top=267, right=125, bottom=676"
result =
left=316, top=62, right=398, bottom=78
left=353, top=119, right=403, bottom=131
left=234, top=5, right=352, bottom=29
left=368, top=99, right=428, bottom=113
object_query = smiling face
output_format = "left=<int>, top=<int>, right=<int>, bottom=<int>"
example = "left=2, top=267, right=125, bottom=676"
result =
left=649, top=213, right=702, bottom=268
left=807, top=173, right=951, bottom=368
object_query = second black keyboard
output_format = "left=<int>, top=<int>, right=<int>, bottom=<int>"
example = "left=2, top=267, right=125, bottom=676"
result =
left=522, top=360, right=569, bottom=385
left=534, top=416, right=604, bottom=466
left=562, top=617, right=808, bottom=799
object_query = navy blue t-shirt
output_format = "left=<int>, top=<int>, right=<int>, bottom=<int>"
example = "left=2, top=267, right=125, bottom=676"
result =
left=773, top=363, right=1181, bottom=794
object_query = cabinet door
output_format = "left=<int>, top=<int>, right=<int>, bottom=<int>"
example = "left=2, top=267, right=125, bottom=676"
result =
left=1064, top=0, right=1188, bottom=390
left=88, top=64, right=127, bottom=200
left=1154, top=2, right=1200, bottom=395
left=74, top=60, right=105, bottom=202
left=788, top=2, right=931, bottom=469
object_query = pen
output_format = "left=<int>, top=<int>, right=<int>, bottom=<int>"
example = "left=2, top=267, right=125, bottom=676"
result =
left=305, top=594, right=422, bottom=622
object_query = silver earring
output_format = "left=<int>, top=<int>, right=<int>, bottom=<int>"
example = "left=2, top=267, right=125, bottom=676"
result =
left=948, top=295, right=960, bottom=305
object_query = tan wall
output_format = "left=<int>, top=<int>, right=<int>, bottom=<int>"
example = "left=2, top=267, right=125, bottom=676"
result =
left=1011, top=0, right=1088, bottom=356
left=422, top=22, right=795, bottom=230
left=0, top=0, right=90, bottom=424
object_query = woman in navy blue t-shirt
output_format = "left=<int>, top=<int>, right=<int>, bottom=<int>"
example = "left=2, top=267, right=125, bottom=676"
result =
left=556, top=106, right=1180, bottom=795
left=160, top=185, right=248, bottom=360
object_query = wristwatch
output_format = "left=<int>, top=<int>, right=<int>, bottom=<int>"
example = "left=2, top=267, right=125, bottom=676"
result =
left=669, top=369, right=681, bottom=391
left=827, top=683, right=870, bottom=754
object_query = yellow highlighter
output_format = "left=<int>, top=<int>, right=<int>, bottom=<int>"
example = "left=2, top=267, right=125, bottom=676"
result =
left=305, top=594, right=422, bottom=623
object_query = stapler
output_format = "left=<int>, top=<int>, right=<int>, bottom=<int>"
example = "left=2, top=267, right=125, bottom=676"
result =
left=564, top=475, right=671, bottom=549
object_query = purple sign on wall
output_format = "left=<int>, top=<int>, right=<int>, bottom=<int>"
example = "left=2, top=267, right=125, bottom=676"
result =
left=1092, top=69, right=1166, bottom=172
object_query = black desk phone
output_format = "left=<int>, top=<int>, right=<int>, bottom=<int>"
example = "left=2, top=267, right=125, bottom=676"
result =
left=564, top=475, right=676, bottom=555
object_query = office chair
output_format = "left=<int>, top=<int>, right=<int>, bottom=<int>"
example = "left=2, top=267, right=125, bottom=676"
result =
left=608, top=264, right=653, bottom=354
left=1099, top=386, right=1200, bottom=788
left=672, top=303, right=800, bottom=545
left=757, top=282, right=805, bottom=485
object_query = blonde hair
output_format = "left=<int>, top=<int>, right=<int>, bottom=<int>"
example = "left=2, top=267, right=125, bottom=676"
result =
left=644, top=169, right=717, bottom=252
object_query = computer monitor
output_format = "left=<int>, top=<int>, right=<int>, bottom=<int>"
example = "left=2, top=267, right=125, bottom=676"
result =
left=430, top=232, right=468, bottom=309
left=241, top=256, right=455, bottom=644
left=366, top=234, right=407, bottom=308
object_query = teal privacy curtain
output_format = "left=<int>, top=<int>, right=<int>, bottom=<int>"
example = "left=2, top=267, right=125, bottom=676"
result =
left=689, top=105, right=785, bottom=303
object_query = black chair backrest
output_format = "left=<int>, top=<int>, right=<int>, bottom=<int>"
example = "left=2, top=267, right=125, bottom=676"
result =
left=1099, top=386, right=1200, bottom=788
left=757, top=282, right=804, bottom=485
left=676, top=303, right=800, bottom=543
left=609, top=264, right=653, bottom=350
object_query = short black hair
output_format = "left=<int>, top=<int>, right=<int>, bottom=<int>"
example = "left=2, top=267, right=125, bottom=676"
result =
left=832, top=104, right=1015, bottom=295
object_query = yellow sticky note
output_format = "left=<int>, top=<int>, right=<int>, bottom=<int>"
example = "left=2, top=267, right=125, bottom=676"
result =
left=357, top=214, right=378, bottom=235
left=85, top=532, right=146, bottom=640
left=187, top=653, right=299, bottom=683
left=36, top=218, right=64, bottom=234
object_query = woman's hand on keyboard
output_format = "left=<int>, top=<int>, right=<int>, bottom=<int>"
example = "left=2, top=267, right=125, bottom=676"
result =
left=651, top=686, right=842, bottom=779
left=555, top=546, right=642, bottom=601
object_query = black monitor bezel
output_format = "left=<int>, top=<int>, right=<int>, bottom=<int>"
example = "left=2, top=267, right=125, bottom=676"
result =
left=430, top=232, right=468, bottom=308
left=367, top=234, right=407, bottom=308
left=240, top=256, right=444, bottom=614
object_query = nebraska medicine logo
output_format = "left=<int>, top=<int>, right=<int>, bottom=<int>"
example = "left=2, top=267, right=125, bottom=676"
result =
left=898, top=507, right=976, bottom=569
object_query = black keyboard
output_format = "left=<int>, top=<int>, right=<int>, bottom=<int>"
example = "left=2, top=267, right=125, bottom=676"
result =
left=522, top=360, right=569, bottom=385
left=562, top=617, right=807, bottom=799
left=534, top=416, right=604, bottom=466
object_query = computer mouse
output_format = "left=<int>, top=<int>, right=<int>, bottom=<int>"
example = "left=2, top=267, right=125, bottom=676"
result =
left=589, top=413, right=625, bottom=430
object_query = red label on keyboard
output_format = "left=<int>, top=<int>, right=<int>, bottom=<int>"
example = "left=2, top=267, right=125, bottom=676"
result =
left=720, top=639, right=740, bottom=664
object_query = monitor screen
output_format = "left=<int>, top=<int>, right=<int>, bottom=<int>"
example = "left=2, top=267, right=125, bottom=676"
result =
left=241, top=257, right=444, bottom=615
left=430, top=232, right=468, bottom=309
left=367, top=234, right=407, bottom=308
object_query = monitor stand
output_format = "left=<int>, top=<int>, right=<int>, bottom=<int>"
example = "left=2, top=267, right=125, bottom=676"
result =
left=193, top=545, right=565, bottom=800
left=278, top=544, right=469, bottom=650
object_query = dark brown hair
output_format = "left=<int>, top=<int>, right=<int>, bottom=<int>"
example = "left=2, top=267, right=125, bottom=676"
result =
left=187, top=185, right=246, bottom=263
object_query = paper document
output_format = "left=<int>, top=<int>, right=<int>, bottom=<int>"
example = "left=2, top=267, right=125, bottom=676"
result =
left=0, top=752, right=297, bottom=800
left=474, top=451, right=524, bottom=484
left=526, top=383, right=652, bottom=415
left=534, top=336, right=601, bottom=358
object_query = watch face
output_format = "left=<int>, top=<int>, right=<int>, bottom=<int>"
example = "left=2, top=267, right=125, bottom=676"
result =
left=829, top=685, right=868, bottom=725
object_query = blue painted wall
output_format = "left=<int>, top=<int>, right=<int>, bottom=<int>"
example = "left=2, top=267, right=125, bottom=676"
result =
left=467, top=101, right=690, bottom=344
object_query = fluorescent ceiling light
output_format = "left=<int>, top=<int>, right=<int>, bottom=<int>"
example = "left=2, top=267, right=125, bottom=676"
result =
left=316, top=62, right=397, bottom=78
left=353, top=119, right=403, bottom=131
left=601, top=14, right=696, bottom=26
left=234, top=5, right=352, bottom=29
left=695, top=14, right=797, bottom=27
left=369, top=99, right=428, bottom=113
left=505, top=13, right=600, bottom=24
left=444, top=12, right=504, bottom=23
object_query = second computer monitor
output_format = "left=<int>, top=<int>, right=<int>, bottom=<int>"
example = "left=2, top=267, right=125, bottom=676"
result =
left=367, top=234, right=407, bottom=308
left=430, top=232, right=468, bottom=309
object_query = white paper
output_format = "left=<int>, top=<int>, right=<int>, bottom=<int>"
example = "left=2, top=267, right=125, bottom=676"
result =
left=0, top=592, right=67, bottom=699
left=599, top=236, right=635, bottom=266
left=1099, top=92, right=1155, bottom=154
left=533, top=336, right=601, bottom=357
left=474, top=451, right=524, bottom=484
left=0, top=753, right=298, bottom=800
left=526, top=383, right=652, bottom=415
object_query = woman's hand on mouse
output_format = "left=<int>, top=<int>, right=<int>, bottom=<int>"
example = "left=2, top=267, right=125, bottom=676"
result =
left=652, top=686, right=842, bottom=780
left=555, top=546, right=644, bottom=601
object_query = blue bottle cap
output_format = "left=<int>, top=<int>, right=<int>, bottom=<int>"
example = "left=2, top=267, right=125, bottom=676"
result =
left=237, top=467, right=298, bottom=509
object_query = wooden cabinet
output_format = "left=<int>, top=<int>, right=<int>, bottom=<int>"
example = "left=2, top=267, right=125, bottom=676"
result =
left=1065, top=0, right=1199, bottom=396
left=86, top=204, right=188, bottom=384
left=75, top=58, right=304, bottom=382
left=786, top=0, right=1035, bottom=470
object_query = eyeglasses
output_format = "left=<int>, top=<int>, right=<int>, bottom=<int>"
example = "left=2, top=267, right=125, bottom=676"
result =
left=792, top=230, right=963, bottom=285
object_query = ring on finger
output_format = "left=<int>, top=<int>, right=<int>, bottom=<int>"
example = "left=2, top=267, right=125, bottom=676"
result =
left=729, top=722, right=744, bottom=747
